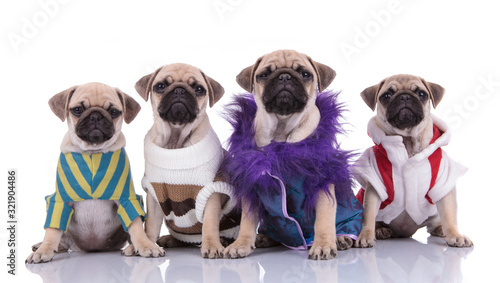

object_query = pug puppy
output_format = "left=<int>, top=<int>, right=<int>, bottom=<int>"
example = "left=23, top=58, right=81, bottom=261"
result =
left=130, top=63, right=240, bottom=259
left=26, top=82, right=165, bottom=264
left=235, top=50, right=334, bottom=148
left=223, top=50, right=357, bottom=260
left=353, top=74, right=473, bottom=248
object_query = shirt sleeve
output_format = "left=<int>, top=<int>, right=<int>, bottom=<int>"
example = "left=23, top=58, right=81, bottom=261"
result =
left=352, top=147, right=389, bottom=202
left=117, top=194, right=146, bottom=231
left=44, top=191, right=74, bottom=232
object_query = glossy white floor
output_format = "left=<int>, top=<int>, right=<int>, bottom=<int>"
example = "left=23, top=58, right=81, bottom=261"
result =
left=22, top=228, right=484, bottom=283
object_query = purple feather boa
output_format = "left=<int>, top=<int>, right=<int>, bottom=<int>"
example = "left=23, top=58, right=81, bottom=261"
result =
left=222, top=90, right=354, bottom=218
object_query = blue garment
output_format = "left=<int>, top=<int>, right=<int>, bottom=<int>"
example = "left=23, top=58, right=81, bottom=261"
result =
left=224, top=91, right=364, bottom=249
left=259, top=173, right=363, bottom=249
left=44, top=148, right=146, bottom=232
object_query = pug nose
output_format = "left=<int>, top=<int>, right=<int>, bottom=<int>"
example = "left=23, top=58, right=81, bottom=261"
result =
left=279, top=73, right=291, bottom=81
left=173, top=87, right=186, bottom=96
left=88, top=111, right=104, bottom=123
left=399, top=94, right=411, bottom=102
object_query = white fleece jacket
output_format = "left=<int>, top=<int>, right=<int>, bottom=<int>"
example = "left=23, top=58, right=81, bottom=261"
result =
left=353, top=115, right=467, bottom=225
left=142, top=127, right=239, bottom=243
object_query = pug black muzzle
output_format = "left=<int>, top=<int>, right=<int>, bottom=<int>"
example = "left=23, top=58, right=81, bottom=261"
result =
left=386, top=93, right=424, bottom=130
left=261, top=69, right=308, bottom=116
left=75, top=108, right=115, bottom=144
left=157, top=86, right=199, bottom=125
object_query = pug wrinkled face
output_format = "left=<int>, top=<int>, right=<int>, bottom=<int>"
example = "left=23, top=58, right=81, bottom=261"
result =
left=150, top=66, right=210, bottom=125
left=49, top=82, right=140, bottom=153
left=66, top=84, right=127, bottom=146
left=377, top=78, right=430, bottom=130
left=361, top=74, right=445, bottom=133
left=253, top=51, right=319, bottom=116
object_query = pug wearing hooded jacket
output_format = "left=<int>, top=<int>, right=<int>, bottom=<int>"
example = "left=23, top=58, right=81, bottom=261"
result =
left=353, top=74, right=473, bottom=248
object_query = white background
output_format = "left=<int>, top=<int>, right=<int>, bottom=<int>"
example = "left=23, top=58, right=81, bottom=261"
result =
left=1, top=0, right=499, bottom=282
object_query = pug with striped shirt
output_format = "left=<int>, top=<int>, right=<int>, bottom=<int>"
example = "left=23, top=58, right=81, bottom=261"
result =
left=26, top=83, right=165, bottom=264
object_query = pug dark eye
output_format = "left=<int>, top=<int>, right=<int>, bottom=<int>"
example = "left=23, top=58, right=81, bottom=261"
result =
left=418, top=90, right=428, bottom=101
left=301, top=71, right=312, bottom=79
left=108, top=108, right=122, bottom=119
left=380, top=92, right=392, bottom=102
left=153, top=82, right=167, bottom=93
left=256, top=72, right=269, bottom=80
left=194, top=85, right=206, bottom=96
left=70, top=106, right=85, bottom=117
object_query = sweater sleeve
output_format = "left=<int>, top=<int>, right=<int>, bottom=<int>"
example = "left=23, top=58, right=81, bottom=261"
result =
left=195, top=180, right=237, bottom=224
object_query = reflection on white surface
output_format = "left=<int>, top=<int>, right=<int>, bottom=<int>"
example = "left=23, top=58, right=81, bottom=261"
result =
left=26, top=236, right=473, bottom=283
left=25, top=250, right=167, bottom=283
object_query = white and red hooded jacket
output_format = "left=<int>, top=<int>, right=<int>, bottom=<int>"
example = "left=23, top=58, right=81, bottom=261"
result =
left=353, top=115, right=467, bottom=225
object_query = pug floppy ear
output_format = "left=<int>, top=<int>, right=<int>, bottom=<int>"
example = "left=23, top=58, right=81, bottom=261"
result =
left=116, top=89, right=141, bottom=124
left=135, top=67, right=162, bottom=102
left=49, top=86, right=78, bottom=122
left=422, top=79, right=445, bottom=108
left=201, top=72, right=225, bottom=108
left=236, top=56, right=263, bottom=93
left=360, top=80, right=384, bottom=112
left=307, top=57, right=336, bottom=92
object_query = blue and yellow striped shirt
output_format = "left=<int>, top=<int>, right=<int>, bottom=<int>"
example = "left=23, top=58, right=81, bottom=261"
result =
left=44, top=148, right=146, bottom=232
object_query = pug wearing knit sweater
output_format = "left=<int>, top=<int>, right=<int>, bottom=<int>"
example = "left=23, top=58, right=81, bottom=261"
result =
left=127, top=63, right=240, bottom=258
left=353, top=74, right=473, bottom=248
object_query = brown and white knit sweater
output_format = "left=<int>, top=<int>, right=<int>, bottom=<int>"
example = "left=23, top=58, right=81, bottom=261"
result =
left=142, top=127, right=239, bottom=244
